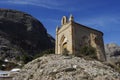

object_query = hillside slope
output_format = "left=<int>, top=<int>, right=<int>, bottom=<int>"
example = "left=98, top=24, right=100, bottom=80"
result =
left=14, top=54, right=120, bottom=80
left=0, top=8, right=54, bottom=63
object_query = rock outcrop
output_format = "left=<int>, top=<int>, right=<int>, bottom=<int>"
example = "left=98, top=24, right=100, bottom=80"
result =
left=0, top=8, right=54, bottom=63
left=105, top=43, right=120, bottom=63
left=14, top=54, right=120, bottom=80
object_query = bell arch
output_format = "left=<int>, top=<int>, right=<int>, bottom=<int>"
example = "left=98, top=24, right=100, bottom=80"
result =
left=61, top=16, right=67, bottom=25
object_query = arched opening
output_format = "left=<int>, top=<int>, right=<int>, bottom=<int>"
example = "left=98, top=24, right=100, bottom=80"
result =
left=61, top=16, right=67, bottom=25
left=60, top=35, right=68, bottom=54
left=62, top=42, right=67, bottom=52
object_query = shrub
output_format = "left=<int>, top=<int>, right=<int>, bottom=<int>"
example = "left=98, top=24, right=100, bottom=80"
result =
left=62, top=48, right=69, bottom=56
left=0, top=65, right=5, bottom=70
left=21, top=54, right=33, bottom=64
left=76, top=46, right=97, bottom=59
left=34, top=48, right=55, bottom=59
left=0, top=60, right=4, bottom=70
left=105, top=62, right=120, bottom=73
left=15, top=56, right=21, bottom=61
left=41, top=48, right=55, bottom=55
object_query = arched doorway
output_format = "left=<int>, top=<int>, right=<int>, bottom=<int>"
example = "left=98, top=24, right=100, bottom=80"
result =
left=62, top=42, right=67, bottom=52
left=60, top=35, right=68, bottom=54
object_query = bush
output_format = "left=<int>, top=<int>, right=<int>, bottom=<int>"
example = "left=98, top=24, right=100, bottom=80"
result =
left=62, top=48, right=69, bottom=56
left=0, top=65, right=5, bottom=70
left=34, top=48, right=55, bottom=59
left=76, top=46, right=97, bottom=59
left=105, top=62, right=120, bottom=73
left=21, top=54, right=33, bottom=64
left=41, top=48, right=55, bottom=55
left=0, top=60, right=4, bottom=70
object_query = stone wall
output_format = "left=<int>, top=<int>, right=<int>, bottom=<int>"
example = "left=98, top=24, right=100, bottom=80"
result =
left=56, top=16, right=106, bottom=61
left=72, top=22, right=106, bottom=61
left=56, top=22, right=73, bottom=54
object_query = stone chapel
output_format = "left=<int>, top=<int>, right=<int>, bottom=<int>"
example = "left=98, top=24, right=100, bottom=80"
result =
left=55, top=15, right=106, bottom=61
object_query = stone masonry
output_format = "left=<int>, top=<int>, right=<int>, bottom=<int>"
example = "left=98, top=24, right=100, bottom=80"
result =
left=55, top=15, right=106, bottom=61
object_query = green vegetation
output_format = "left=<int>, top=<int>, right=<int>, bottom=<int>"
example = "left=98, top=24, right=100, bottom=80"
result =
left=76, top=46, right=97, bottom=60
left=14, top=53, right=33, bottom=65
left=62, top=48, right=69, bottom=56
left=105, top=62, right=120, bottom=73
left=18, top=48, right=55, bottom=64
left=0, top=59, right=19, bottom=70
left=0, top=60, right=4, bottom=70
left=21, top=54, right=33, bottom=64
left=34, top=48, right=55, bottom=59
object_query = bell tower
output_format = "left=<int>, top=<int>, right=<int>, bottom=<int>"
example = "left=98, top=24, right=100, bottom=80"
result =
left=61, top=16, right=68, bottom=25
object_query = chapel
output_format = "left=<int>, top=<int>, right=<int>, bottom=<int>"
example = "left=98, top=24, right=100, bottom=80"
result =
left=55, top=15, right=106, bottom=61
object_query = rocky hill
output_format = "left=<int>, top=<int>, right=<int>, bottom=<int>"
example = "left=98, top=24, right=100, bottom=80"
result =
left=0, top=8, right=54, bottom=64
left=14, top=54, right=120, bottom=80
left=105, top=43, right=120, bottom=63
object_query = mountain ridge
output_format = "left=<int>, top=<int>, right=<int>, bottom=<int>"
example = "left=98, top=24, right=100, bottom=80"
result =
left=0, top=8, right=55, bottom=64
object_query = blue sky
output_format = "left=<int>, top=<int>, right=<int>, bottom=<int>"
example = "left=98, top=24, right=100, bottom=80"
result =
left=0, top=0, right=120, bottom=45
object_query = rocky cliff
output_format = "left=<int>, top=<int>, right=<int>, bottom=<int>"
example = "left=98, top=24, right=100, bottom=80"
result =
left=105, top=43, right=120, bottom=63
left=0, top=8, right=54, bottom=63
left=14, top=54, right=120, bottom=80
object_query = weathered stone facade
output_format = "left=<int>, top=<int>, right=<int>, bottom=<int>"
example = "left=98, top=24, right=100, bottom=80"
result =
left=55, top=15, right=106, bottom=61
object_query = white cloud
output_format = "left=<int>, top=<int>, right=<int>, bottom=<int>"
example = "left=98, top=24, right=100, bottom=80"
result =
left=1, top=0, right=57, bottom=8
left=79, top=15, right=120, bottom=29
left=0, top=0, right=77, bottom=11
left=0, top=0, right=104, bottom=12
